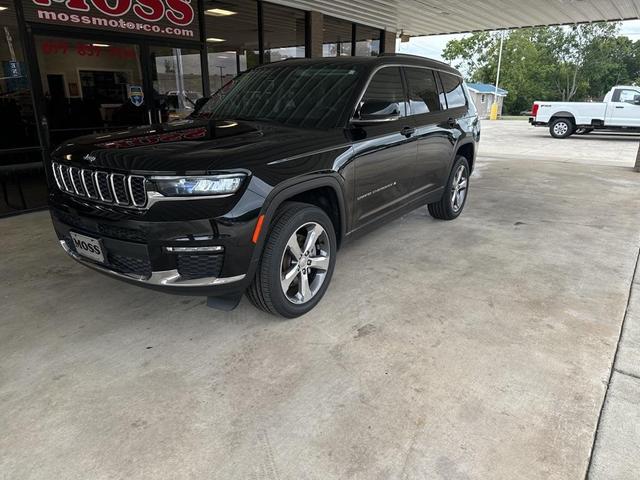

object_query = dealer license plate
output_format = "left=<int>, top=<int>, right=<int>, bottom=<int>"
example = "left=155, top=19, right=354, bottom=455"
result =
left=70, top=232, right=105, bottom=263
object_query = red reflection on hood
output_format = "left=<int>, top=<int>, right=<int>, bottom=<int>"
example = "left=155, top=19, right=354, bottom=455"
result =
left=97, top=127, right=208, bottom=149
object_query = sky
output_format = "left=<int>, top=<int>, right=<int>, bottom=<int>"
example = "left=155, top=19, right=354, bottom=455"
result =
left=396, top=19, right=640, bottom=63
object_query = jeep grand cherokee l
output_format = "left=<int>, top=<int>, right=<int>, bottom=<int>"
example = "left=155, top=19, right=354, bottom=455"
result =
left=49, top=54, right=480, bottom=318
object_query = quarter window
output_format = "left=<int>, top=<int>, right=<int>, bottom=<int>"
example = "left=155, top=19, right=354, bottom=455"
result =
left=440, top=73, right=467, bottom=109
left=359, top=67, right=407, bottom=118
left=405, top=67, right=440, bottom=115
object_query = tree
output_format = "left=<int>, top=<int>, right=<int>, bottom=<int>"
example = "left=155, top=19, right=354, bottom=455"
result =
left=442, top=23, right=636, bottom=114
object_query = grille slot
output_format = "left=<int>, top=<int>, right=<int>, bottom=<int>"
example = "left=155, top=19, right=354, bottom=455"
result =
left=108, top=253, right=152, bottom=279
left=129, top=176, right=147, bottom=207
left=177, top=254, right=224, bottom=280
left=111, top=174, right=130, bottom=205
left=52, top=162, right=146, bottom=208
left=69, top=167, right=85, bottom=196
left=82, top=170, right=99, bottom=199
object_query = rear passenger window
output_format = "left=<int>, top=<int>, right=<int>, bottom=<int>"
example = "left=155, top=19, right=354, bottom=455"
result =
left=440, top=73, right=467, bottom=109
left=405, top=67, right=440, bottom=115
left=359, top=67, right=408, bottom=118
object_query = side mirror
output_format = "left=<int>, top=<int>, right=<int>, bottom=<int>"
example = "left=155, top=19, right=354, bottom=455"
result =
left=351, top=101, right=401, bottom=125
left=193, top=96, right=210, bottom=112
left=634, top=95, right=640, bottom=106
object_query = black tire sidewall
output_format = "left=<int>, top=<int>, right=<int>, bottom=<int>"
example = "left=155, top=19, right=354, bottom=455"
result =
left=442, top=156, right=470, bottom=219
left=262, top=206, right=337, bottom=318
left=550, top=118, right=573, bottom=139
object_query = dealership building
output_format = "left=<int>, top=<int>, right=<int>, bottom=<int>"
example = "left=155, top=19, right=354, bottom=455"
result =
left=2, top=0, right=638, bottom=216
left=0, top=0, right=396, bottom=216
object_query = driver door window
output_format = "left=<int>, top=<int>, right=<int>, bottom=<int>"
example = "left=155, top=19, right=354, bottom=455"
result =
left=616, top=89, right=640, bottom=104
left=359, top=67, right=408, bottom=119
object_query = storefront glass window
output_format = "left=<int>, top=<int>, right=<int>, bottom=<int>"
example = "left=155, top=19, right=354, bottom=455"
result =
left=263, top=3, right=306, bottom=63
left=149, top=46, right=204, bottom=122
left=1, top=3, right=38, bottom=150
left=1, top=1, right=45, bottom=215
left=204, top=0, right=259, bottom=92
left=323, top=16, right=352, bottom=57
left=35, top=35, right=147, bottom=145
left=355, top=25, right=381, bottom=57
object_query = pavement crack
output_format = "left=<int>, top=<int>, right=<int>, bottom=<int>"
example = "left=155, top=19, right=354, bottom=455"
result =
left=613, top=368, right=640, bottom=381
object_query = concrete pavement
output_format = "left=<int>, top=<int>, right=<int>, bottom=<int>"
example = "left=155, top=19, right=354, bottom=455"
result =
left=1, top=121, right=640, bottom=479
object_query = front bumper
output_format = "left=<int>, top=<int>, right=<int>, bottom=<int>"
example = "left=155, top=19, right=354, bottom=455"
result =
left=59, top=239, right=246, bottom=289
left=49, top=192, right=263, bottom=297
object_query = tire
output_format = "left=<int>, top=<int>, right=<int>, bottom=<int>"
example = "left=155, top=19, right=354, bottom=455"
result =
left=428, top=156, right=470, bottom=221
left=549, top=118, right=574, bottom=139
left=247, top=202, right=337, bottom=318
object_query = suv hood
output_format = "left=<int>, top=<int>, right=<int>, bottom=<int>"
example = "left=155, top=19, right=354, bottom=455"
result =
left=52, top=118, right=344, bottom=174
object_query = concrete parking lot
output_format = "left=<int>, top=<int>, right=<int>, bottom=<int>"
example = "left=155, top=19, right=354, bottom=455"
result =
left=1, top=120, right=639, bottom=480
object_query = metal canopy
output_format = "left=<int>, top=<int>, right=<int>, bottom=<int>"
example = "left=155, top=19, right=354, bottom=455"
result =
left=272, top=0, right=640, bottom=35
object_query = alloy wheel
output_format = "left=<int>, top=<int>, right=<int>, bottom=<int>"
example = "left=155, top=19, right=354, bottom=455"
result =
left=280, top=222, right=331, bottom=305
left=451, top=164, right=468, bottom=213
left=553, top=121, right=569, bottom=137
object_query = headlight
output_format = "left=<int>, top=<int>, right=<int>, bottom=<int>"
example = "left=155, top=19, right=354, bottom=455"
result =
left=152, top=174, right=246, bottom=197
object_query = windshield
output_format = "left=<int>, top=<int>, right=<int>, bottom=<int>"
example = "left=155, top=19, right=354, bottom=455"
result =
left=195, top=63, right=365, bottom=129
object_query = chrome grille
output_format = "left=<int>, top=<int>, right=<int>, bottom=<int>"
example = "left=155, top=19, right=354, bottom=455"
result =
left=52, top=162, right=147, bottom=209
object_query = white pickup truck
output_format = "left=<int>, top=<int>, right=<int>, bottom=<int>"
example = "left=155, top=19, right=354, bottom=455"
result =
left=530, top=85, right=640, bottom=138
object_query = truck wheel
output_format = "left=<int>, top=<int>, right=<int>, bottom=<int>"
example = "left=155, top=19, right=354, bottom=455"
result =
left=428, top=156, right=470, bottom=221
left=247, top=202, right=337, bottom=318
left=550, top=118, right=573, bottom=139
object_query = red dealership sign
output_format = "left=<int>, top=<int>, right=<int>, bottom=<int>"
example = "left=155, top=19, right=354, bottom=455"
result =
left=24, top=0, right=200, bottom=40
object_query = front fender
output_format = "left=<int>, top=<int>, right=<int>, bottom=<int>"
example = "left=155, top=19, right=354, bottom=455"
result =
left=245, top=174, right=349, bottom=282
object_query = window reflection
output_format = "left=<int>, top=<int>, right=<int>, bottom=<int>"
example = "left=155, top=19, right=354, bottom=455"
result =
left=150, top=46, right=204, bottom=121
left=323, top=16, right=352, bottom=57
left=1, top=4, right=38, bottom=149
left=1, top=1, right=46, bottom=214
left=262, top=3, right=306, bottom=63
left=355, top=25, right=381, bottom=57
left=204, top=0, right=259, bottom=90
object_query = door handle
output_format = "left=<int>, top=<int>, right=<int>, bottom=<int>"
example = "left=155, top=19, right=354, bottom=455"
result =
left=401, top=126, right=416, bottom=138
left=616, top=106, right=625, bottom=109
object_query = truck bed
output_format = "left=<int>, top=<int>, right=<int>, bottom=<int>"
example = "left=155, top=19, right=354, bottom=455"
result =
left=535, top=102, right=607, bottom=125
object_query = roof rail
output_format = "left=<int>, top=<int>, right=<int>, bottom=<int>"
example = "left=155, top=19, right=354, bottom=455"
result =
left=377, top=52, right=451, bottom=67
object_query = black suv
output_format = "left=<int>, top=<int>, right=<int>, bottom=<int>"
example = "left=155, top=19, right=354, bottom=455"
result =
left=49, top=54, right=480, bottom=318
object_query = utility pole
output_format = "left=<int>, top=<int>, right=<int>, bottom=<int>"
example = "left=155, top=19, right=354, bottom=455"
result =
left=490, top=30, right=505, bottom=120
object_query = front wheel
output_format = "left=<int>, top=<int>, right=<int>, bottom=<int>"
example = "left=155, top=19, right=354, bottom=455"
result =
left=247, top=202, right=337, bottom=318
left=550, top=118, right=574, bottom=139
left=428, top=156, right=470, bottom=220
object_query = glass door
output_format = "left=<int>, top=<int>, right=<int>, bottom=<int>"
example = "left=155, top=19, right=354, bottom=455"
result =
left=147, top=46, right=205, bottom=123
left=35, top=35, right=150, bottom=147
left=1, top=1, right=46, bottom=215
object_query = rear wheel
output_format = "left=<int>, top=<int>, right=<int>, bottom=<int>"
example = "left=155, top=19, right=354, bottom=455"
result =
left=247, top=202, right=337, bottom=318
left=428, top=156, right=470, bottom=220
left=550, top=118, right=574, bottom=139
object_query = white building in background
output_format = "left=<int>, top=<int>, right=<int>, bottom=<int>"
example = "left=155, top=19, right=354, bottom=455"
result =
left=466, top=83, right=508, bottom=118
